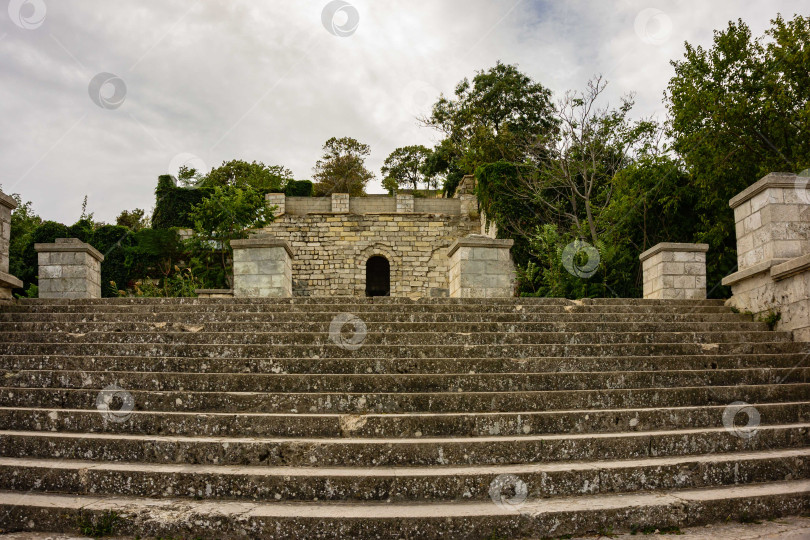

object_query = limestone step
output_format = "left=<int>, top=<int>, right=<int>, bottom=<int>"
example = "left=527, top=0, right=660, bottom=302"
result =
left=2, top=384, right=806, bottom=414
left=0, top=310, right=754, bottom=323
left=1, top=424, right=807, bottom=466
left=0, top=341, right=802, bottom=358
left=0, top=352, right=802, bottom=374
left=1, top=402, right=806, bottom=438
left=0, top=302, right=735, bottom=314
left=0, top=320, right=771, bottom=334
left=1, top=449, right=807, bottom=503
left=4, top=368, right=807, bottom=393
left=0, top=330, right=791, bottom=346
left=0, top=480, right=807, bottom=538
left=11, top=297, right=729, bottom=306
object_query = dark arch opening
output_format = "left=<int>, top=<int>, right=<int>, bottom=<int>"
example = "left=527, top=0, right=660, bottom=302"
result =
left=365, top=256, right=390, bottom=297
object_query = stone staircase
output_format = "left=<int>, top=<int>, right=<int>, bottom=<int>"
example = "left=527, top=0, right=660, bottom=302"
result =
left=0, top=297, right=807, bottom=538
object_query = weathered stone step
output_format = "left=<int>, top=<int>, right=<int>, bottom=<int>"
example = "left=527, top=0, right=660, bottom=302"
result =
left=5, top=478, right=810, bottom=539
left=0, top=302, right=735, bottom=314
left=3, top=384, right=807, bottom=414
left=4, top=368, right=807, bottom=393
left=12, top=297, right=729, bottom=306
left=0, top=320, right=770, bottom=334
left=0, top=310, right=753, bottom=323
left=3, top=403, right=806, bottom=438
left=1, top=424, right=807, bottom=466
left=1, top=352, right=801, bottom=375
left=2, top=449, right=806, bottom=503
left=2, top=479, right=806, bottom=539
left=0, top=341, right=802, bottom=358
left=0, top=330, right=790, bottom=346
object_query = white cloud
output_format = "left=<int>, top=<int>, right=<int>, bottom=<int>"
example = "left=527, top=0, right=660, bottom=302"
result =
left=0, top=0, right=804, bottom=223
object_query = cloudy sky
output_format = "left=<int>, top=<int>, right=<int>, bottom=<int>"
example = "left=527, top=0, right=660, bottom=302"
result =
left=0, top=0, right=804, bottom=224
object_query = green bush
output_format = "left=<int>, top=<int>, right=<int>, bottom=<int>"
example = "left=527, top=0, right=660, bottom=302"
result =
left=152, top=175, right=212, bottom=229
left=284, top=179, right=313, bottom=197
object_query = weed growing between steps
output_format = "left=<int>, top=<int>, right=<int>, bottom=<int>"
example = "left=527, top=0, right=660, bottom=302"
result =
left=75, top=510, right=119, bottom=537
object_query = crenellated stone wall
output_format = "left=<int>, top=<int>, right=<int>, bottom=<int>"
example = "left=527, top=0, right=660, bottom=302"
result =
left=258, top=194, right=481, bottom=297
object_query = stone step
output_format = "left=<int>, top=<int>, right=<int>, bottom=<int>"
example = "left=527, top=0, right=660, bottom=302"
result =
left=4, top=368, right=807, bottom=393
left=2, top=403, right=806, bottom=438
left=1, top=424, right=807, bottom=466
left=1, top=449, right=807, bottom=503
left=0, top=341, right=802, bottom=358
left=3, top=383, right=807, bottom=414
left=0, top=311, right=754, bottom=323
left=12, top=297, right=729, bottom=306
left=0, top=352, right=801, bottom=374
left=0, top=303, right=735, bottom=314
left=2, top=479, right=807, bottom=539
left=0, top=320, right=770, bottom=334
left=0, top=330, right=791, bottom=346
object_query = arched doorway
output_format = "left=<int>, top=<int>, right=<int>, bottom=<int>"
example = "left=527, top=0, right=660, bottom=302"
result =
left=365, top=256, right=390, bottom=297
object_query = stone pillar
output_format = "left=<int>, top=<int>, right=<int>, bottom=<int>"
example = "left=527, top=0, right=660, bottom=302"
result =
left=266, top=193, right=285, bottom=217
left=447, top=235, right=515, bottom=298
left=0, top=192, right=23, bottom=299
left=35, top=238, right=104, bottom=299
left=331, top=193, right=349, bottom=213
left=231, top=236, right=293, bottom=297
left=722, top=172, right=810, bottom=340
left=639, top=243, right=708, bottom=299
left=396, top=194, right=414, bottom=213
left=458, top=194, right=478, bottom=219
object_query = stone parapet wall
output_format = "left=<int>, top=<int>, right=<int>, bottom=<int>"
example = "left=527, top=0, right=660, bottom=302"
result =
left=260, top=212, right=479, bottom=297
left=35, top=238, right=104, bottom=299
left=447, top=236, right=515, bottom=298
left=274, top=195, right=463, bottom=217
left=640, top=243, right=708, bottom=300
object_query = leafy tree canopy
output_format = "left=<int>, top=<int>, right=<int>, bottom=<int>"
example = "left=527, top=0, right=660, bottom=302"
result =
left=312, top=137, right=374, bottom=196
left=381, top=145, right=436, bottom=193
left=200, top=159, right=293, bottom=193
left=423, top=61, right=557, bottom=194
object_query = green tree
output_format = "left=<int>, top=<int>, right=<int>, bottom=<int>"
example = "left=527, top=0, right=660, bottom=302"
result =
left=312, top=137, right=374, bottom=196
left=188, top=185, right=274, bottom=287
left=666, top=14, right=810, bottom=289
left=381, top=145, right=434, bottom=192
left=424, top=61, right=557, bottom=195
left=201, top=160, right=293, bottom=193
left=115, top=209, right=148, bottom=231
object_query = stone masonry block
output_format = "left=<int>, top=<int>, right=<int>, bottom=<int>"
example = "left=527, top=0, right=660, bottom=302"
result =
left=34, top=238, right=104, bottom=299
left=639, top=243, right=708, bottom=300
left=448, top=235, right=515, bottom=298
left=231, top=236, right=293, bottom=298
